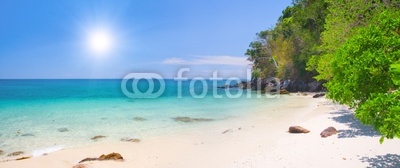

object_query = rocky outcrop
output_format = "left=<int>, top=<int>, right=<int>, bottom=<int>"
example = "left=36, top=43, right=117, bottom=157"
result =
left=289, top=126, right=310, bottom=133
left=173, top=117, right=214, bottom=123
left=286, top=80, right=324, bottom=92
left=240, top=78, right=324, bottom=93
left=320, top=127, right=338, bottom=138
left=79, top=152, right=124, bottom=163
left=91, top=135, right=107, bottom=140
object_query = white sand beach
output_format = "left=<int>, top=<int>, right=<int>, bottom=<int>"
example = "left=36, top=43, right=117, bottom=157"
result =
left=1, top=95, right=400, bottom=168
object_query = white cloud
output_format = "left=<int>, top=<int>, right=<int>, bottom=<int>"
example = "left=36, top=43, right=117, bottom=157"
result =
left=161, top=56, right=251, bottom=66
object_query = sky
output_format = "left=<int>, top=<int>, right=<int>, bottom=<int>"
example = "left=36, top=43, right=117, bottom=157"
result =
left=0, top=0, right=292, bottom=79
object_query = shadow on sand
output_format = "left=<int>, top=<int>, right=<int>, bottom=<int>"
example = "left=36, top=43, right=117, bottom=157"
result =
left=329, top=109, right=380, bottom=138
left=360, top=154, right=400, bottom=168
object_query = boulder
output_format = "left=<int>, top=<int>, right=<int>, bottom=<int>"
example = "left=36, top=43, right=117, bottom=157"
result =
left=79, top=152, right=124, bottom=163
left=91, top=135, right=106, bottom=140
left=320, top=127, right=338, bottom=138
left=0, top=150, right=4, bottom=155
left=289, top=126, right=310, bottom=133
left=313, top=93, right=325, bottom=98
left=99, top=152, right=123, bottom=160
left=279, top=89, right=290, bottom=94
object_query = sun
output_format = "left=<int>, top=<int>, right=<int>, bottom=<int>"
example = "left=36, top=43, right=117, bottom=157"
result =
left=87, top=29, right=114, bottom=55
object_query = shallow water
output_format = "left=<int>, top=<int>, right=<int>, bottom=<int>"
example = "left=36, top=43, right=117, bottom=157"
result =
left=0, top=79, right=284, bottom=158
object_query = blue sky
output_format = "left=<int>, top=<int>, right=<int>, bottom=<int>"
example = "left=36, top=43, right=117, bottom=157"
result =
left=0, top=0, right=292, bottom=79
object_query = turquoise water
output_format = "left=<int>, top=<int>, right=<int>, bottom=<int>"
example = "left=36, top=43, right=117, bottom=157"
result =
left=0, top=79, right=282, bottom=158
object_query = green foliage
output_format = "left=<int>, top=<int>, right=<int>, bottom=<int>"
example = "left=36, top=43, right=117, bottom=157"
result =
left=326, top=9, right=400, bottom=142
left=246, top=0, right=327, bottom=81
left=308, top=0, right=383, bottom=80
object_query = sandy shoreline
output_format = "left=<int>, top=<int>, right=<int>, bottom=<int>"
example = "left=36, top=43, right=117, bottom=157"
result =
left=1, top=95, right=400, bottom=168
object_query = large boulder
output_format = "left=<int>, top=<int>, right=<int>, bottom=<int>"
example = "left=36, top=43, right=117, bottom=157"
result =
left=289, top=126, right=310, bottom=133
left=320, top=127, right=338, bottom=138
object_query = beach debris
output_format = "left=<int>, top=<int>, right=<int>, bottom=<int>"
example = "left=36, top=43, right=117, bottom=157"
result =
left=279, top=89, right=290, bottom=94
left=21, top=133, right=35, bottom=137
left=133, top=117, right=146, bottom=121
left=91, top=135, right=107, bottom=140
left=57, top=127, right=69, bottom=132
left=0, top=150, right=4, bottom=155
left=120, top=137, right=141, bottom=143
left=173, top=117, right=214, bottom=123
left=16, top=130, right=21, bottom=135
left=7, top=151, right=24, bottom=157
left=320, top=127, right=338, bottom=138
left=288, top=126, right=310, bottom=133
left=313, top=93, right=325, bottom=98
left=79, top=152, right=124, bottom=163
left=222, top=129, right=233, bottom=134
left=16, top=156, right=30, bottom=160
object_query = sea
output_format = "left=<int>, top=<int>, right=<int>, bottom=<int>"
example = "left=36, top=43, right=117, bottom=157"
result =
left=0, top=79, right=284, bottom=158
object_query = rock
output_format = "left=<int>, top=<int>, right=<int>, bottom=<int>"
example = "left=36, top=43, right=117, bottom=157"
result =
left=313, top=93, right=325, bottom=98
left=73, top=164, right=87, bottom=168
left=133, top=117, right=146, bottom=121
left=320, top=127, right=338, bottom=138
left=222, top=129, right=233, bottom=134
left=289, top=126, right=310, bottom=133
left=7, top=151, right=24, bottom=156
left=91, top=135, right=106, bottom=140
left=57, top=128, right=69, bottom=132
left=281, top=80, right=291, bottom=90
left=16, top=156, right=30, bottom=160
left=99, top=152, right=124, bottom=160
left=308, top=81, right=323, bottom=92
left=0, top=150, right=4, bottom=155
left=217, top=84, right=239, bottom=89
left=120, top=138, right=141, bottom=143
left=21, top=133, right=35, bottom=137
left=79, top=157, right=98, bottom=163
left=279, top=89, right=290, bottom=94
left=173, top=117, right=214, bottom=123
left=79, top=152, right=124, bottom=163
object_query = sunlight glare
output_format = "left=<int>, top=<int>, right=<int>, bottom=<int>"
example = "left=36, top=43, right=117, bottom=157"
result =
left=87, top=29, right=113, bottom=55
